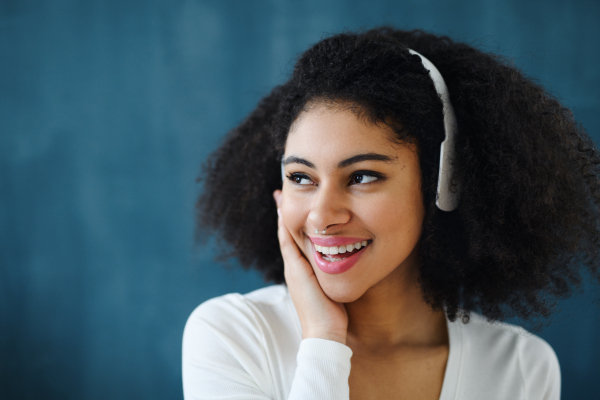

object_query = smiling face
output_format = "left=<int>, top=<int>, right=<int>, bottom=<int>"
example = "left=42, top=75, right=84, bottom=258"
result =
left=281, top=102, right=425, bottom=303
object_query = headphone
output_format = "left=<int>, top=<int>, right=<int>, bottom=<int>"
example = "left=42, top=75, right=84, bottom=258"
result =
left=408, top=49, right=460, bottom=212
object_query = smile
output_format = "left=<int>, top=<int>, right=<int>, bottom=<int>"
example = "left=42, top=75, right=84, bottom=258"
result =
left=310, top=238, right=371, bottom=274
left=315, top=240, right=368, bottom=261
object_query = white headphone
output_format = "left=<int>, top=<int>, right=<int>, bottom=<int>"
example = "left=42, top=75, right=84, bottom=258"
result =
left=280, top=49, right=460, bottom=212
left=408, top=49, right=460, bottom=211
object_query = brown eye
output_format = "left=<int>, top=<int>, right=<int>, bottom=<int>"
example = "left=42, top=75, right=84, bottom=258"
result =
left=350, top=172, right=381, bottom=185
left=287, top=173, right=313, bottom=185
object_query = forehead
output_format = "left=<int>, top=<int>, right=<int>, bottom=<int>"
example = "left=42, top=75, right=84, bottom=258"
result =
left=285, top=104, right=403, bottom=161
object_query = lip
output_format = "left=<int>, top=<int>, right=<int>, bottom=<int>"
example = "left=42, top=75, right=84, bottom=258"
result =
left=312, top=242, right=368, bottom=275
left=308, top=236, right=369, bottom=247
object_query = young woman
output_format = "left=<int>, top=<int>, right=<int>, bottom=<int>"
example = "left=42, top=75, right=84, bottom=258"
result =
left=183, top=27, right=600, bottom=399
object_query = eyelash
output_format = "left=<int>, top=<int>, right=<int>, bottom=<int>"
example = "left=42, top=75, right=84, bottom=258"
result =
left=286, top=171, right=384, bottom=186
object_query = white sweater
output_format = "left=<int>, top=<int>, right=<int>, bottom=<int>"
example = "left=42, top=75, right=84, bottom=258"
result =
left=182, top=284, right=560, bottom=400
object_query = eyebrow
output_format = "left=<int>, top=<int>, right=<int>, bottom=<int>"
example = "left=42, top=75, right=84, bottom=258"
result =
left=282, top=153, right=396, bottom=169
left=337, top=153, right=396, bottom=168
left=282, top=156, right=315, bottom=169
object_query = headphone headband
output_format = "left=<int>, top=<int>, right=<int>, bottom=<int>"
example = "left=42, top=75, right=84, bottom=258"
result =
left=408, top=49, right=460, bottom=212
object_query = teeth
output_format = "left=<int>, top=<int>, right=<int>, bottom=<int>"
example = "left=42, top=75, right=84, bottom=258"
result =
left=314, top=240, right=369, bottom=255
left=323, top=256, right=344, bottom=262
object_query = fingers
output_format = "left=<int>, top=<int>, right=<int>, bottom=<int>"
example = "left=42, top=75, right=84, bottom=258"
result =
left=277, top=216, right=303, bottom=263
left=273, top=190, right=315, bottom=282
left=276, top=210, right=314, bottom=284
left=273, top=189, right=303, bottom=263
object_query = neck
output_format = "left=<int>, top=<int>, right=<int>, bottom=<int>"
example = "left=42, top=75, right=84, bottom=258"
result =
left=344, top=249, right=448, bottom=351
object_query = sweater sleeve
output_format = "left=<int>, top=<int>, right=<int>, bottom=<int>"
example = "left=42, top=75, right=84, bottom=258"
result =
left=289, top=338, right=353, bottom=400
left=182, top=296, right=353, bottom=400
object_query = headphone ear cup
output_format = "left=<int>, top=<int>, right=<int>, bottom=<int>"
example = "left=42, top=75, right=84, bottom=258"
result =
left=436, top=135, right=460, bottom=211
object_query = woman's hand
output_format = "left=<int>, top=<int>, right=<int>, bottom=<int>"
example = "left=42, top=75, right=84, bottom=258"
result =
left=273, top=190, right=348, bottom=345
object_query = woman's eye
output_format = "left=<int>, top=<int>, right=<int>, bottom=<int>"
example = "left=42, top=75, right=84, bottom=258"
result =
left=287, top=174, right=314, bottom=185
left=351, top=173, right=380, bottom=185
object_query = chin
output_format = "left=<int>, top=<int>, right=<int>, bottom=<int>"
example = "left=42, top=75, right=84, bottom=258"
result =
left=317, top=277, right=366, bottom=303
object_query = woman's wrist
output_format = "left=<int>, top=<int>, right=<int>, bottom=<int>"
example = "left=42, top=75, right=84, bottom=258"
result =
left=303, top=330, right=347, bottom=345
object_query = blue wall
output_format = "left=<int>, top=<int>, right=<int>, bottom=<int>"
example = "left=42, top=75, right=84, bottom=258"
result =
left=1, top=1, right=599, bottom=399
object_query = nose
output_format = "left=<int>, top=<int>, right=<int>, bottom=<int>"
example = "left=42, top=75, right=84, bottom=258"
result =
left=307, top=182, right=351, bottom=233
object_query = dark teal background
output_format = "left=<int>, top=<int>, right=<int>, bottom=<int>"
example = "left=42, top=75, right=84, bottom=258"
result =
left=1, top=1, right=599, bottom=399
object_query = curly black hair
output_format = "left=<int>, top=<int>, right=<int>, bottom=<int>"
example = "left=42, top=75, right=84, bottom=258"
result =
left=196, top=27, right=600, bottom=325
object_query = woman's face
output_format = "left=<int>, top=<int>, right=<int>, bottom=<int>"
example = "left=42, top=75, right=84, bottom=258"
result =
left=281, top=103, right=425, bottom=303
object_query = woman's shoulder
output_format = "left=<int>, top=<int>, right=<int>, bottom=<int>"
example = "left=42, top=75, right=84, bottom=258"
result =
left=182, top=286, right=301, bottom=398
left=189, top=284, right=290, bottom=317
left=186, top=284, right=294, bottom=328
left=452, top=312, right=560, bottom=399
left=462, top=313, right=558, bottom=362
left=183, top=284, right=300, bottom=351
